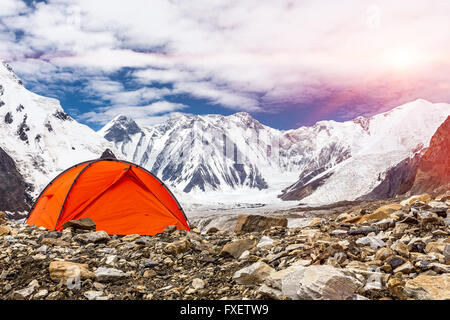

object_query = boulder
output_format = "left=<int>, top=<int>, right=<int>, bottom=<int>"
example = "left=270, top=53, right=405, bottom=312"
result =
left=163, top=238, right=190, bottom=255
left=280, top=265, right=362, bottom=300
left=404, top=274, right=450, bottom=300
left=220, top=238, right=256, bottom=258
left=233, top=261, right=275, bottom=286
left=234, top=215, right=287, bottom=233
left=49, top=261, right=94, bottom=282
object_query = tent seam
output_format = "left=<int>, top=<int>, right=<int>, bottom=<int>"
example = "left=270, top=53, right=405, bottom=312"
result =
left=53, top=161, right=95, bottom=230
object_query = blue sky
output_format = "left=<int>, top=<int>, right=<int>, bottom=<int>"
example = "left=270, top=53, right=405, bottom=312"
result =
left=1, top=0, right=449, bottom=131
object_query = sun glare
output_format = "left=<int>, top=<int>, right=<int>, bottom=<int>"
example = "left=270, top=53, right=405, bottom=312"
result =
left=384, top=48, right=424, bottom=70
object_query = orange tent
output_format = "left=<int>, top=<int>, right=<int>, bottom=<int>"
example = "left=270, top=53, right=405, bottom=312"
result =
left=26, top=159, right=190, bottom=235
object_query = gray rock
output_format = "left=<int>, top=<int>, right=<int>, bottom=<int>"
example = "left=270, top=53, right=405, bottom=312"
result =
left=74, top=231, right=110, bottom=244
left=94, top=267, right=128, bottom=282
left=356, top=236, right=386, bottom=249
left=12, top=286, right=35, bottom=300
left=348, top=226, right=378, bottom=236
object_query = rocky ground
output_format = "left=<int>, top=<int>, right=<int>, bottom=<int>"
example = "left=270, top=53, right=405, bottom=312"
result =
left=0, top=193, right=449, bottom=300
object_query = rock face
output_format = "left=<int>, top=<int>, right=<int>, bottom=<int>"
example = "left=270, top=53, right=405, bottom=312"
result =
left=359, top=153, right=422, bottom=200
left=234, top=215, right=287, bottom=233
left=408, top=116, right=450, bottom=195
left=0, top=146, right=31, bottom=212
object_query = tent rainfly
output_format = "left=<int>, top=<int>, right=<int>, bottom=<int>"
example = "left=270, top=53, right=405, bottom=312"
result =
left=26, top=159, right=190, bottom=235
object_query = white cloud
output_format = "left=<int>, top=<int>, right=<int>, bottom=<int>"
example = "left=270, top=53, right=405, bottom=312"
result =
left=77, top=101, right=188, bottom=126
left=1, top=0, right=450, bottom=126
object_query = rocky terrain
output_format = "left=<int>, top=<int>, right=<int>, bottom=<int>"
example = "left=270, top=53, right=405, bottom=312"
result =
left=1, top=193, right=449, bottom=300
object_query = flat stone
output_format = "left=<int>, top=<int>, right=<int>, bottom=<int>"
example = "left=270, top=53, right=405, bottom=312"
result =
left=94, top=267, right=128, bottom=282
left=373, top=218, right=395, bottom=230
left=121, top=234, right=141, bottom=242
left=41, top=238, right=70, bottom=247
left=84, top=290, right=105, bottom=300
left=330, top=229, right=348, bottom=236
left=220, top=238, right=256, bottom=259
left=234, top=215, right=287, bottom=233
left=74, top=231, right=110, bottom=244
left=355, top=236, right=386, bottom=249
left=62, top=217, right=96, bottom=231
left=348, top=226, right=378, bottom=236
left=357, top=204, right=402, bottom=223
left=393, top=262, right=415, bottom=274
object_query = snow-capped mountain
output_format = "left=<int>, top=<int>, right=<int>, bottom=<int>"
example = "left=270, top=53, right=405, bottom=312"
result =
left=0, top=59, right=118, bottom=198
left=99, top=99, right=449, bottom=204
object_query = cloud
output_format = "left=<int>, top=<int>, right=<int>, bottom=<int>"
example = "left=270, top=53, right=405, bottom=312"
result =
left=1, top=0, right=450, bottom=127
left=77, top=101, right=188, bottom=126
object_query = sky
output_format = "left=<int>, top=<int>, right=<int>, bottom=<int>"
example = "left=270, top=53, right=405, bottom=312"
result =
left=0, top=0, right=449, bottom=130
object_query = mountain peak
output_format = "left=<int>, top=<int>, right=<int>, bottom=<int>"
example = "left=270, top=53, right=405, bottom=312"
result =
left=99, top=115, right=142, bottom=143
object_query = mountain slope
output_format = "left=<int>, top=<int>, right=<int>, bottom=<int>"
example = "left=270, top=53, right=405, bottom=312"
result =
left=0, top=146, right=31, bottom=212
left=408, top=115, right=450, bottom=195
left=0, top=59, right=118, bottom=199
left=282, top=100, right=449, bottom=204
left=100, top=99, right=449, bottom=204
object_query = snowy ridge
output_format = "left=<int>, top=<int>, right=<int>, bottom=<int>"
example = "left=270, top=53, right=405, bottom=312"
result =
left=100, top=99, right=449, bottom=205
left=0, top=59, right=119, bottom=196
